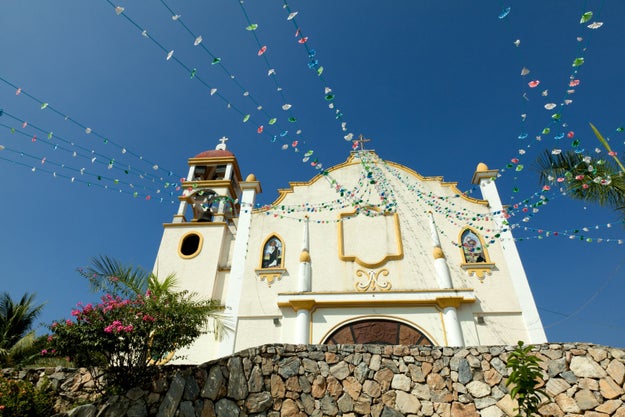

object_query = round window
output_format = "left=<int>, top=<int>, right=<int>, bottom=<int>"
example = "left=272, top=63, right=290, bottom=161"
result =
left=180, top=233, right=202, bottom=258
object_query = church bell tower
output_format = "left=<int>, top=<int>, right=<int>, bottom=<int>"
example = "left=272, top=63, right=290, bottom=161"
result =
left=152, top=138, right=261, bottom=363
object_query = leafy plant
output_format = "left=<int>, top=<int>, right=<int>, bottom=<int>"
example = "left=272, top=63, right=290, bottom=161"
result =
left=505, top=341, right=548, bottom=417
left=0, top=292, right=45, bottom=368
left=47, top=256, right=225, bottom=392
left=0, top=375, right=54, bottom=417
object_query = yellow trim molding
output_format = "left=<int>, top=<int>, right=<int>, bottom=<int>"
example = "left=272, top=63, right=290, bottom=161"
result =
left=338, top=208, right=403, bottom=268
left=277, top=290, right=476, bottom=312
left=256, top=268, right=287, bottom=286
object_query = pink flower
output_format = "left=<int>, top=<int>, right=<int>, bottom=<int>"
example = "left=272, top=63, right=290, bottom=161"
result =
left=41, top=349, right=48, bottom=355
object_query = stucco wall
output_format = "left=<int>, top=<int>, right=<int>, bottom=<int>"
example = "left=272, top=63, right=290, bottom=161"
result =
left=5, top=343, right=625, bottom=417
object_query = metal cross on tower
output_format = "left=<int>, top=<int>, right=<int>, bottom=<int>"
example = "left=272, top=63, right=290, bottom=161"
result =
left=216, top=136, right=229, bottom=150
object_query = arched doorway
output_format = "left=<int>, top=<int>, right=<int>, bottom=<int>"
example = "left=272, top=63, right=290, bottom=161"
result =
left=323, top=319, right=433, bottom=345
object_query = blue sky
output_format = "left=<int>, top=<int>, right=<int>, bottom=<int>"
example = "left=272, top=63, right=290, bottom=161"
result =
left=1, top=1, right=624, bottom=347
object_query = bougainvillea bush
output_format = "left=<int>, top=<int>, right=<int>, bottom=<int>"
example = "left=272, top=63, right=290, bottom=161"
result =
left=47, top=287, right=223, bottom=392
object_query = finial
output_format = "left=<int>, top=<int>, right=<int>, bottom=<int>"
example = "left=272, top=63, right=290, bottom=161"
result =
left=216, top=136, right=229, bottom=150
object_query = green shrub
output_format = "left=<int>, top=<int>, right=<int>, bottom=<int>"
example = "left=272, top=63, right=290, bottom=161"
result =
left=506, top=341, right=549, bottom=417
left=0, top=376, right=54, bottom=417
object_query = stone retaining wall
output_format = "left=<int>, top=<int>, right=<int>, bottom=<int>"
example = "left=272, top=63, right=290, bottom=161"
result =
left=5, top=343, right=625, bottom=417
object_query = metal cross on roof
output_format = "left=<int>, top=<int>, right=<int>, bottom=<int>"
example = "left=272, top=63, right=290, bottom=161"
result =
left=353, top=134, right=371, bottom=150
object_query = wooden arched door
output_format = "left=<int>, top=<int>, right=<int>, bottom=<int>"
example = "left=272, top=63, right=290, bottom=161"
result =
left=323, top=319, right=432, bottom=345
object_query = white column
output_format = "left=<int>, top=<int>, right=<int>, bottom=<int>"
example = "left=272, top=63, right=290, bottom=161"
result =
left=173, top=165, right=195, bottom=222
left=217, top=180, right=260, bottom=357
left=429, top=212, right=464, bottom=346
left=295, top=309, right=310, bottom=344
left=473, top=166, right=547, bottom=343
left=443, top=307, right=464, bottom=346
left=297, top=217, right=311, bottom=292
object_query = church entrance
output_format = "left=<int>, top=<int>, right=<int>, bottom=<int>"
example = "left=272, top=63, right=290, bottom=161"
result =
left=323, top=319, right=432, bottom=345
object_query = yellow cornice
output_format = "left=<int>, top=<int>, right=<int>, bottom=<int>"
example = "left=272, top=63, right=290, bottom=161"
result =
left=278, top=295, right=475, bottom=311
left=255, top=153, right=489, bottom=211
left=289, top=299, right=316, bottom=312
left=181, top=180, right=238, bottom=200
left=264, top=154, right=362, bottom=208
left=163, top=222, right=228, bottom=228
left=188, top=156, right=237, bottom=165
left=279, top=288, right=474, bottom=296
left=471, top=169, right=500, bottom=185
left=384, top=161, right=488, bottom=206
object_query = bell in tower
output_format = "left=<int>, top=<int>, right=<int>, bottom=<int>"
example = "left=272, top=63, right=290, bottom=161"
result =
left=172, top=137, right=244, bottom=224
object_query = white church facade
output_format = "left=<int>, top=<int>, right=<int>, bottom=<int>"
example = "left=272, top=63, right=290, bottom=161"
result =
left=153, top=141, right=546, bottom=364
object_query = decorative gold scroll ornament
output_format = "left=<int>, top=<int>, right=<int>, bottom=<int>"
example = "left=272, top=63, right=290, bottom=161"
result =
left=355, top=269, right=391, bottom=292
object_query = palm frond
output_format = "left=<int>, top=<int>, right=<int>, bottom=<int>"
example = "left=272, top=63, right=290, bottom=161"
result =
left=536, top=150, right=625, bottom=217
left=148, top=273, right=179, bottom=298
left=0, top=292, right=44, bottom=350
left=79, top=255, right=150, bottom=297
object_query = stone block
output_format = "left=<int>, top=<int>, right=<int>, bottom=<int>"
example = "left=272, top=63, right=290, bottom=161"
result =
left=596, top=399, right=623, bottom=414
left=545, top=378, right=571, bottom=396
left=245, top=392, right=273, bottom=413
left=158, top=373, right=185, bottom=417
left=599, top=376, right=624, bottom=399
left=342, top=376, right=362, bottom=400
left=391, top=374, right=412, bottom=392
left=395, top=391, right=420, bottom=414
left=554, top=392, right=581, bottom=414
left=607, top=359, right=625, bottom=385
left=574, top=389, right=600, bottom=410
left=329, top=362, right=350, bottom=380
left=480, top=405, right=504, bottom=417
left=450, top=401, right=479, bottom=417
left=570, top=356, right=607, bottom=378
left=466, top=381, right=490, bottom=398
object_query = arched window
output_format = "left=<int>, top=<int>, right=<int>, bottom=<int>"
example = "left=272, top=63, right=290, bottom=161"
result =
left=460, top=228, right=489, bottom=263
left=261, top=235, right=283, bottom=269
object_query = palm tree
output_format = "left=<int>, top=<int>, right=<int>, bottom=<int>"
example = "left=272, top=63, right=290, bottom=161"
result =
left=0, top=292, right=45, bottom=367
left=536, top=150, right=625, bottom=219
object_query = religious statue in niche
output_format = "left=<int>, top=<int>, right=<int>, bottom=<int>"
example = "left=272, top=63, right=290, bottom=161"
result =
left=262, top=237, right=283, bottom=268
left=191, top=189, right=217, bottom=222
left=461, top=229, right=487, bottom=263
